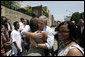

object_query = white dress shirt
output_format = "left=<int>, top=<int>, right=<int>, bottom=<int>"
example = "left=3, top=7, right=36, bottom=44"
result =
left=19, top=22, right=24, bottom=31
left=43, top=26, right=54, bottom=49
left=11, top=29, right=22, bottom=55
left=23, top=25, right=30, bottom=32
left=21, top=25, right=30, bottom=36
left=81, top=26, right=84, bottom=33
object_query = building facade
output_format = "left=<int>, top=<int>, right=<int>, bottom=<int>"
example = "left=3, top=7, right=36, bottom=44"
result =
left=31, top=5, right=54, bottom=26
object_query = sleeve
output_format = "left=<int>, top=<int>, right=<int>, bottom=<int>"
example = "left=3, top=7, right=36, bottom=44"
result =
left=21, top=25, right=30, bottom=35
left=45, top=28, right=54, bottom=49
left=24, top=25, right=30, bottom=32
left=11, top=32, right=16, bottom=43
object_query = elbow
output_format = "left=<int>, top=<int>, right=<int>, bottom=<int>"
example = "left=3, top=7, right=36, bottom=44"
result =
left=45, top=43, right=52, bottom=49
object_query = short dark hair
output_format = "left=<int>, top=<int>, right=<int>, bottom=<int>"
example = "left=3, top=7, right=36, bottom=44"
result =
left=20, top=18, right=24, bottom=22
left=13, top=21, right=19, bottom=28
left=30, top=18, right=38, bottom=32
left=27, top=19, right=29, bottom=25
left=58, top=21, right=79, bottom=44
left=1, top=23, right=7, bottom=29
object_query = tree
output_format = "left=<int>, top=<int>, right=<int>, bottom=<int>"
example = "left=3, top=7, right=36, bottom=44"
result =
left=70, top=12, right=80, bottom=23
left=1, top=1, right=21, bottom=10
left=16, top=4, right=35, bottom=17
left=80, top=12, right=84, bottom=19
left=42, top=7, right=49, bottom=18
left=23, top=4, right=34, bottom=16
left=1, top=1, right=12, bottom=9
left=23, top=4, right=32, bottom=12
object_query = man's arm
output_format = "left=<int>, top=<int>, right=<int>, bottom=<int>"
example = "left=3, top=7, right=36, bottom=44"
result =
left=13, top=42, right=20, bottom=53
left=44, top=28, right=54, bottom=49
left=11, top=32, right=20, bottom=53
left=23, top=31, right=42, bottom=39
left=37, top=36, right=54, bottom=49
left=37, top=29, right=54, bottom=49
left=23, top=31, right=32, bottom=37
left=37, top=43, right=48, bottom=49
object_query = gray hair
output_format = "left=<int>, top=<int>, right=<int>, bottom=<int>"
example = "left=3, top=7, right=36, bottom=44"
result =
left=39, top=15, right=47, bottom=19
left=39, top=15, right=48, bottom=25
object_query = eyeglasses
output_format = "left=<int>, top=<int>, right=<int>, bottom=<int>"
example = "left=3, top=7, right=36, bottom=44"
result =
left=38, top=22, right=45, bottom=25
left=58, top=31, right=69, bottom=34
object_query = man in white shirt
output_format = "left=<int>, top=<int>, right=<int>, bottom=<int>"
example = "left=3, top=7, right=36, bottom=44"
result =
left=19, top=18, right=24, bottom=32
left=22, top=16, right=54, bottom=56
left=22, top=16, right=54, bottom=50
left=11, top=21, right=22, bottom=56
left=36, top=16, right=54, bottom=56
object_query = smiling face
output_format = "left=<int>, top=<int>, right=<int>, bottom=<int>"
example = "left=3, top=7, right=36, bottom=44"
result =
left=58, top=24, right=70, bottom=41
left=1, top=25, right=7, bottom=32
left=23, top=19, right=27, bottom=25
left=38, top=19, right=45, bottom=31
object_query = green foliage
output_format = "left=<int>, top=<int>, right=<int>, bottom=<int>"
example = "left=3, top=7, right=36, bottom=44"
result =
left=23, top=4, right=32, bottom=12
left=1, top=1, right=21, bottom=9
left=1, top=1, right=12, bottom=9
left=71, top=12, right=80, bottom=23
left=42, top=7, right=49, bottom=18
left=71, top=12, right=84, bottom=23
left=80, top=12, right=84, bottom=19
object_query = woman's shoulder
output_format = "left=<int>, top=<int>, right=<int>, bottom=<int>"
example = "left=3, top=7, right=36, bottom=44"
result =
left=67, top=46, right=83, bottom=56
left=66, top=44, right=84, bottom=56
left=58, top=42, right=84, bottom=56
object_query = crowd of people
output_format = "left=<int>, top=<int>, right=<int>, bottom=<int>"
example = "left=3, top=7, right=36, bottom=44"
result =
left=1, top=15, right=84, bottom=56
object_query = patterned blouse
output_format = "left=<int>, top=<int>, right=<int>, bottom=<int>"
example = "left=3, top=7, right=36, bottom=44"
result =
left=57, top=44, right=84, bottom=56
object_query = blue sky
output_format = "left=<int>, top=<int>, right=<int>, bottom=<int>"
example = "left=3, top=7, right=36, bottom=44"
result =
left=20, top=1, right=84, bottom=21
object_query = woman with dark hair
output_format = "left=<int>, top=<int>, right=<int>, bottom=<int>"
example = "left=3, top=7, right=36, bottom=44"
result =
left=57, top=21, right=84, bottom=56
left=22, top=17, right=47, bottom=56
left=1, top=24, right=11, bottom=56
left=29, top=18, right=38, bottom=32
